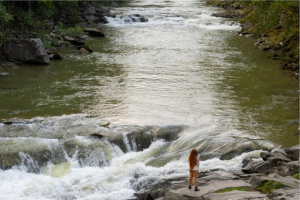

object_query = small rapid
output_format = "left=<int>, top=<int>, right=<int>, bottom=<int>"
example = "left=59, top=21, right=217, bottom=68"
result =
left=0, top=114, right=276, bottom=200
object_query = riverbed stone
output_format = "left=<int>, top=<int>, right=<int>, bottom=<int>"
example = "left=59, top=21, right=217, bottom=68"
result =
left=46, top=49, right=63, bottom=60
left=78, top=47, right=90, bottom=54
left=1, top=38, right=50, bottom=64
left=0, top=72, right=9, bottom=76
left=83, top=28, right=105, bottom=37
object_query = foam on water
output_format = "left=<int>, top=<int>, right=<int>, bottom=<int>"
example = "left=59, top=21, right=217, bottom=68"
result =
left=104, top=5, right=240, bottom=31
left=0, top=136, right=265, bottom=200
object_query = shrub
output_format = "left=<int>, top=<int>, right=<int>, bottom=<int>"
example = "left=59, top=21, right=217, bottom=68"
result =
left=65, top=25, right=83, bottom=36
left=255, top=180, right=282, bottom=194
left=293, top=174, right=299, bottom=180
left=0, top=4, right=13, bottom=25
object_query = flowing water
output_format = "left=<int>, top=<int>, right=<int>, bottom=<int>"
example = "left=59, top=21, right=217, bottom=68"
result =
left=0, top=0, right=299, bottom=199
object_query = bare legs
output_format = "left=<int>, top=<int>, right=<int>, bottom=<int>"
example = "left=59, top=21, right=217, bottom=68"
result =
left=188, top=170, right=198, bottom=187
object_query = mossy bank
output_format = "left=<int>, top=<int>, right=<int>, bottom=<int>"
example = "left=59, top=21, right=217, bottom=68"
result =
left=207, top=0, right=299, bottom=79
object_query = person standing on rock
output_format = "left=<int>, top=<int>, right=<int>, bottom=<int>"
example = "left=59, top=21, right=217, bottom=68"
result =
left=188, top=149, right=200, bottom=191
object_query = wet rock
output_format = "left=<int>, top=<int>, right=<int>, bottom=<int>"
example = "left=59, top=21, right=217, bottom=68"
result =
left=119, top=14, right=148, bottom=23
left=46, top=49, right=63, bottom=60
left=155, top=125, right=185, bottom=141
left=127, top=129, right=153, bottom=151
left=64, top=36, right=84, bottom=45
left=83, top=28, right=105, bottom=37
left=1, top=38, right=50, bottom=64
left=0, top=138, right=66, bottom=172
left=220, top=140, right=260, bottom=160
left=285, top=145, right=299, bottom=161
left=0, top=72, right=9, bottom=76
left=77, top=43, right=93, bottom=53
left=129, top=14, right=148, bottom=22
left=78, top=47, right=90, bottom=54
left=91, top=131, right=127, bottom=152
left=63, top=138, right=112, bottom=167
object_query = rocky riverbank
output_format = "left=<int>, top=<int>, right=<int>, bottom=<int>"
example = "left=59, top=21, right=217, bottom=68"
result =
left=0, top=2, right=150, bottom=76
left=130, top=145, right=300, bottom=200
left=207, top=1, right=299, bottom=80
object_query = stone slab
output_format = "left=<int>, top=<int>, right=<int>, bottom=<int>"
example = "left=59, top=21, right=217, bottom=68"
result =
left=204, top=190, right=268, bottom=200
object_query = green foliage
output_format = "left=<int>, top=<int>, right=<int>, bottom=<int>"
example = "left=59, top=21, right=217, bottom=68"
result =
left=293, top=174, right=299, bottom=180
left=241, top=1, right=299, bottom=38
left=65, top=25, right=83, bottom=36
left=255, top=180, right=282, bottom=194
left=36, top=1, right=54, bottom=18
left=57, top=21, right=64, bottom=31
left=40, top=31, right=56, bottom=49
left=19, top=11, right=40, bottom=30
left=214, top=187, right=248, bottom=193
left=0, top=3, right=13, bottom=25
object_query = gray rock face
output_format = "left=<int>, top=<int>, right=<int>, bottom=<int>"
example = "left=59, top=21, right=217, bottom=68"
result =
left=91, top=125, right=185, bottom=153
left=1, top=38, right=50, bottom=64
left=285, top=145, right=299, bottom=161
left=249, top=174, right=300, bottom=188
left=80, top=3, right=110, bottom=24
left=269, top=188, right=300, bottom=200
left=260, top=152, right=293, bottom=165
left=242, top=158, right=274, bottom=174
left=277, top=161, right=300, bottom=176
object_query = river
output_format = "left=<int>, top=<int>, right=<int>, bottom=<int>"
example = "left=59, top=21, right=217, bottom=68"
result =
left=0, top=0, right=298, bottom=199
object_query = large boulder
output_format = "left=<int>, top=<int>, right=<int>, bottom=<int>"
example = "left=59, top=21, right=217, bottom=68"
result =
left=80, top=3, right=110, bottom=24
left=242, top=158, right=274, bottom=174
left=0, top=138, right=66, bottom=172
left=249, top=174, right=300, bottom=188
left=285, top=145, right=299, bottom=161
left=1, top=38, right=50, bottom=64
left=260, top=151, right=292, bottom=165
left=277, top=161, right=300, bottom=177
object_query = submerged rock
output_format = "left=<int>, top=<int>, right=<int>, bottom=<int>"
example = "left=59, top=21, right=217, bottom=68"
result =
left=83, top=28, right=105, bottom=37
left=0, top=138, right=66, bottom=172
left=46, top=49, right=63, bottom=60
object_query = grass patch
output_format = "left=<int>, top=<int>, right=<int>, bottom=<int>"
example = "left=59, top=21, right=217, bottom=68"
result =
left=255, top=180, right=282, bottom=194
left=214, top=187, right=248, bottom=193
left=293, top=174, right=299, bottom=180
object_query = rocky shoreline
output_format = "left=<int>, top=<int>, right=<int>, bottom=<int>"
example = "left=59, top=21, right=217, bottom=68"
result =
left=0, top=2, right=148, bottom=75
left=130, top=145, right=300, bottom=200
left=208, top=1, right=299, bottom=80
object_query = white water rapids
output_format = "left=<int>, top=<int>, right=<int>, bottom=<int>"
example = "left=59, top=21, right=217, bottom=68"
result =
left=0, top=0, right=297, bottom=199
